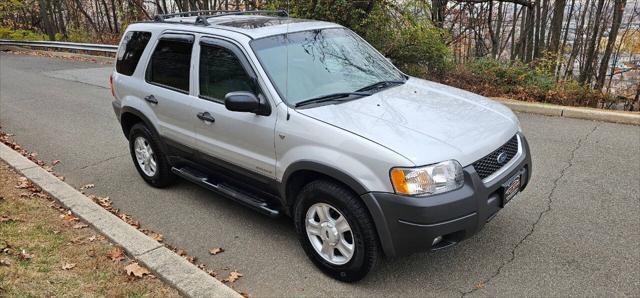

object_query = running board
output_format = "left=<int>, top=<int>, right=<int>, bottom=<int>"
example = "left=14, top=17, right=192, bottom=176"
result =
left=171, top=166, right=280, bottom=217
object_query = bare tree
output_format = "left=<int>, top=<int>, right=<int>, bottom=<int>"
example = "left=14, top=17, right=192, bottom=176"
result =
left=595, top=0, right=627, bottom=90
left=579, top=0, right=606, bottom=84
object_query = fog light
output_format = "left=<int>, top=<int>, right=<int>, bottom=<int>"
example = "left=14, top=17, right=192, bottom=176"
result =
left=432, top=235, right=443, bottom=246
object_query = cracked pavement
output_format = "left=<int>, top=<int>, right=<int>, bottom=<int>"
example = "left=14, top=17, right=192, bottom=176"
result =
left=1, top=52, right=639, bottom=297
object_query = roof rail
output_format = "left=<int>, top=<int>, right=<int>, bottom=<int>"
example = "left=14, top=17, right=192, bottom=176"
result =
left=153, top=10, right=289, bottom=26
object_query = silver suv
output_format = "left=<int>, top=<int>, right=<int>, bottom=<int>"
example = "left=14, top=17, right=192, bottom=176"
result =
left=110, top=10, right=532, bottom=282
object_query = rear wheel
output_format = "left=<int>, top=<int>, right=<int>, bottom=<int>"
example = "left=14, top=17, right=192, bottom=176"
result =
left=128, top=123, right=175, bottom=187
left=294, top=180, right=380, bottom=282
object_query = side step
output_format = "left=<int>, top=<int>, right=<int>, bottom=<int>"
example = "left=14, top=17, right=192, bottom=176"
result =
left=171, top=166, right=280, bottom=217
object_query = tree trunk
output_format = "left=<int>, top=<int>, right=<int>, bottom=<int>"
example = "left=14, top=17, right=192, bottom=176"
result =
left=579, top=0, right=605, bottom=84
left=38, top=0, right=56, bottom=40
left=595, top=0, right=627, bottom=90
left=111, top=0, right=119, bottom=32
left=548, top=0, right=566, bottom=54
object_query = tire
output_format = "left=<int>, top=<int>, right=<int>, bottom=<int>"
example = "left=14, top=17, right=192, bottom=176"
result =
left=294, top=180, right=380, bottom=282
left=128, top=123, right=175, bottom=188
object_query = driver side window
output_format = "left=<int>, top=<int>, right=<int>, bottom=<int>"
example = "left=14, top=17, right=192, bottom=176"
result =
left=199, top=44, right=255, bottom=102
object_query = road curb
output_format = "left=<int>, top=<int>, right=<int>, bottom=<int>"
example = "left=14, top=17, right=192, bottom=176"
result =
left=0, top=142, right=241, bottom=298
left=494, top=98, right=640, bottom=125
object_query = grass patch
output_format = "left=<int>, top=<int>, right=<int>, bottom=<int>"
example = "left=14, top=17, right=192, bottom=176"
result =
left=0, top=162, right=179, bottom=297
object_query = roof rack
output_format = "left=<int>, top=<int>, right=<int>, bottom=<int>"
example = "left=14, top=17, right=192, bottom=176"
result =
left=153, top=10, right=289, bottom=26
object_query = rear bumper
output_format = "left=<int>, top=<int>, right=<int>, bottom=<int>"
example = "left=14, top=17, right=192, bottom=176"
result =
left=362, top=133, right=532, bottom=257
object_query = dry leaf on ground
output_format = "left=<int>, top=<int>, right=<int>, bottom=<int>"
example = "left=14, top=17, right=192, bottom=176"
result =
left=0, top=259, right=11, bottom=266
left=15, top=177, right=30, bottom=189
left=106, top=247, right=125, bottom=262
left=206, top=269, right=217, bottom=277
left=208, top=247, right=224, bottom=255
left=0, top=215, right=19, bottom=223
left=124, top=262, right=150, bottom=278
left=72, top=223, right=88, bottom=229
left=61, top=212, right=78, bottom=222
left=80, top=184, right=95, bottom=190
left=19, top=249, right=33, bottom=260
left=223, top=271, right=243, bottom=283
left=62, top=263, right=76, bottom=270
left=52, top=159, right=61, bottom=165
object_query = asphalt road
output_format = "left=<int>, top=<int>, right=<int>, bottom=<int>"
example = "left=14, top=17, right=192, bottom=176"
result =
left=1, top=52, right=639, bottom=297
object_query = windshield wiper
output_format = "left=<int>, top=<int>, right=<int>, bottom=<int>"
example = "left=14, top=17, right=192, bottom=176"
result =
left=356, top=79, right=406, bottom=93
left=295, top=92, right=370, bottom=108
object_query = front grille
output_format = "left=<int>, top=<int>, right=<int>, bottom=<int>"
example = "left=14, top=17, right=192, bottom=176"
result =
left=472, top=135, right=519, bottom=180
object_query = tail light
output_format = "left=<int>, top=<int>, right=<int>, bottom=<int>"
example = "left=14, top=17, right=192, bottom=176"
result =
left=109, top=74, right=115, bottom=97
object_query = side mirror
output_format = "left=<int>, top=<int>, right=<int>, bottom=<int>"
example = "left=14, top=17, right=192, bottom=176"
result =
left=225, top=91, right=260, bottom=113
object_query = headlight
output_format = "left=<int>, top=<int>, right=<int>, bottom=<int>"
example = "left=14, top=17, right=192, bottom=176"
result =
left=390, top=160, right=464, bottom=196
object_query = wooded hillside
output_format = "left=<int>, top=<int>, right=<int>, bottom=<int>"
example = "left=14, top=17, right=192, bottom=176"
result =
left=1, top=0, right=638, bottom=109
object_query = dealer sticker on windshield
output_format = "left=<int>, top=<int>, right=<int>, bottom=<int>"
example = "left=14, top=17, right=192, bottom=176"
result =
left=502, top=174, right=521, bottom=206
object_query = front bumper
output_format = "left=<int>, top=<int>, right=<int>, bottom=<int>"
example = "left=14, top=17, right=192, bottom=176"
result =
left=362, top=133, right=532, bottom=257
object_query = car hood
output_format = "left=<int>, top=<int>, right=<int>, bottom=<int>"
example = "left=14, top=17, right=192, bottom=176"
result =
left=295, top=77, right=520, bottom=167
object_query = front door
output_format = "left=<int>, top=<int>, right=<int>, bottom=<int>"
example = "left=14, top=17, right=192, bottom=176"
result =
left=191, top=36, right=277, bottom=180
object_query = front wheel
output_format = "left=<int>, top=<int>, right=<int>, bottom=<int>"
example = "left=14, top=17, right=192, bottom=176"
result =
left=294, top=180, right=380, bottom=282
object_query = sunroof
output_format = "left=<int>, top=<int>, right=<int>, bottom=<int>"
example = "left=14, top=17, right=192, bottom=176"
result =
left=218, top=17, right=309, bottom=29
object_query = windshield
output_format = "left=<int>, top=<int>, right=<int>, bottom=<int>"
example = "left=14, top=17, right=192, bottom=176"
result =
left=250, top=28, right=405, bottom=106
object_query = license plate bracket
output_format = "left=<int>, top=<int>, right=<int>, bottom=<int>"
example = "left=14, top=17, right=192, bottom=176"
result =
left=502, top=173, right=522, bottom=207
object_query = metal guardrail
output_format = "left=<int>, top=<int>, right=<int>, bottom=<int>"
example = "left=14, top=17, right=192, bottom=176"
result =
left=0, top=39, right=117, bottom=53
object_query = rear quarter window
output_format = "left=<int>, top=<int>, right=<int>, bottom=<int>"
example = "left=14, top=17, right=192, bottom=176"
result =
left=116, top=31, right=152, bottom=76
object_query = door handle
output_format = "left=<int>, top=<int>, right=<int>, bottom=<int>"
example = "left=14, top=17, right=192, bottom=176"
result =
left=197, top=112, right=215, bottom=123
left=144, top=95, right=158, bottom=104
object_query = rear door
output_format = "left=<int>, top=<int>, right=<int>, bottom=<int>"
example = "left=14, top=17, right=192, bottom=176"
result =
left=191, top=36, right=277, bottom=179
left=143, top=33, right=200, bottom=155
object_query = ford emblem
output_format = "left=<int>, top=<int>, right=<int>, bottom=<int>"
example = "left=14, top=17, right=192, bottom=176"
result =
left=496, top=152, right=508, bottom=164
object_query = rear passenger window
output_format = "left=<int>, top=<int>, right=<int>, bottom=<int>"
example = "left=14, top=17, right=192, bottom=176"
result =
left=146, top=35, right=194, bottom=93
left=116, top=31, right=151, bottom=76
left=199, top=44, right=255, bottom=102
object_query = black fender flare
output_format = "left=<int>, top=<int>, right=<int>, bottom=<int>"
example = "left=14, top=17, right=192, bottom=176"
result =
left=280, top=161, right=369, bottom=200
left=120, top=106, right=161, bottom=140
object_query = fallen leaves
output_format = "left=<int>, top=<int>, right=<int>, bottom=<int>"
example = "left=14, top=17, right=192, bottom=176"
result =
left=205, top=269, right=217, bottom=278
left=72, top=223, right=88, bottom=229
left=52, top=159, right=61, bottom=166
left=0, top=259, right=11, bottom=266
left=0, top=215, right=21, bottom=223
left=124, top=262, right=150, bottom=278
left=474, top=282, right=486, bottom=289
left=223, top=271, right=243, bottom=283
left=208, top=247, right=224, bottom=255
left=80, top=184, right=95, bottom=190
left=118, top=213, right=140, bottom=229
left=62, top=263, right=76, bottom=270
left=15, top=177, right=32, bottom=189
left=107, top=247, right=125, bottom=262
left=149, top=232, right=163, bottom=242
left=139, top=228, right=163, bottom=242
left=18, top=249, right=33, bottom=261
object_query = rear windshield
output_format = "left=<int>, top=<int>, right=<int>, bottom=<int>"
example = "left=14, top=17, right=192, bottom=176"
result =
left=116, top=31, right=152, bottom=76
